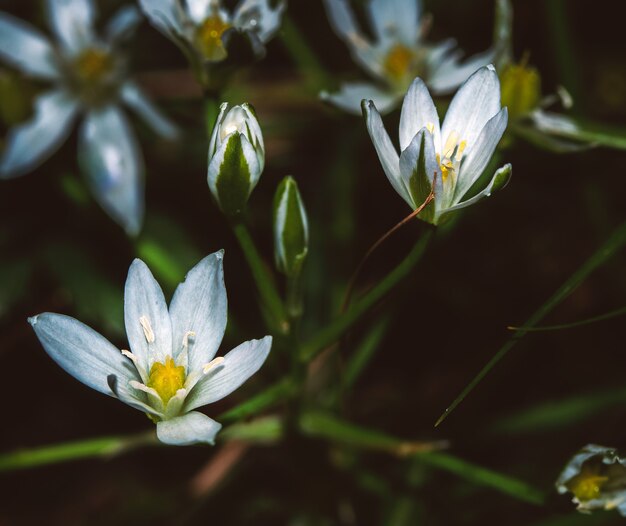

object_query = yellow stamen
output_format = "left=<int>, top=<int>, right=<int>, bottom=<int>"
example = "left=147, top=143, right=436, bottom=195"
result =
left=195, top=15, right=232, bottom=61
left=383, top=44, right=414, bottom=81
left=426, top=122, right=435, bottom=135
left=567, top=473, right=609, bottom=502
left=147, top=357, right=186, bottom=404
left=73, top=48, right=113, bottom=83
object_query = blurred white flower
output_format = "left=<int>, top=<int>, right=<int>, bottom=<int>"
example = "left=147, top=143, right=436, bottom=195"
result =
left=29, top=251, right=272, bottom=446
left=138, top=0, right=285, bottom=65
left=363, top=65, right=510, bottom=225
left=556, top=444, right=626, bottom=516
left=0, top=0, right=178, bottom=235
left=321, top=0, right=495, bottom=115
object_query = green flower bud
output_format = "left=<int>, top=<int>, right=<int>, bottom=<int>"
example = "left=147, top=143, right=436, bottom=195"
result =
left=273, top=176, right=308, bottom=276
left=207, top=102, right=264, bottom=217
left=500, top=61, right=541, bottom=120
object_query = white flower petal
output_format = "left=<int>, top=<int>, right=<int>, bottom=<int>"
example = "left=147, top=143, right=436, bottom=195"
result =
left=441, top=65, right=502, bottom=152
left=443, top=163, right=511, bottom=215
left=28, top=313, right=138, bottom=397
left=367, top=0, right=420, bottom=45
left=323, top=0, right=362, bottom=44
left=321, top=81, right=400, bottom=116
left=156, top=411, right=222, bottom=445
left=453, top=107, right=508, bottom=204
left=138, top=0, right=184, bottom=39
left=184, top=336, right=272, bottom=411
left=169, top=252, right=228, bottom=372
left=362, top=100, right=411, bottom=205
left=0, top=13, right=58, bottom=79
left=78, top=107, right=144, bottom=236
left=120, top=81, right=179, bottom=140
left=185, top=0, right=213, bottom=24
left=46, top=0, right=96, bottom=52
left=234, top=0, right=286, bottom=42
left=123, top=259, right=173, bottom=371
left=399, top=77, right=440, bottom=151
left=398, top=127, right=441, bottom=208
left=0, top=90, right=79, bottom=179
left=429, top=47, right=496, bottom=95
left=106, top=5, right=142, bottom=43
left=108, top=375, right=163, bottom=416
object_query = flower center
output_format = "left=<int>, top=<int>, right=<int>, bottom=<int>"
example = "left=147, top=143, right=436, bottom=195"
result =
left=195, top=14, right=232, bottom=61
left=567, top=472, right=609, bottom=502
left=500, top=61, right=541, bottom=120
left=73, top=48, right=114, bottom=84
left=147, top=357, right=186, bottom=404
left=433, top=128, right=467, bottom=183
left=383, top=44, right=415, bottom=81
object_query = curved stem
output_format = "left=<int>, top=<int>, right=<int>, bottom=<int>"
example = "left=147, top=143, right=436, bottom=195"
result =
left=300, top=228, right=434, bottom=362
left=341, top=189, right=435, bottom=313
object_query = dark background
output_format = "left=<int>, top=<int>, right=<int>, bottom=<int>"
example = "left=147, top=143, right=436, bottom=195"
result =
left=1, top=0, right=626, bottom=524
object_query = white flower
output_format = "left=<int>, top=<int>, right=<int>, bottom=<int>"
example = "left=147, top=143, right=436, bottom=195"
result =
left=29, top=251, right=272, bottom=446
left=363, top=65, right=511, bottom=225
left=321, top=0, right=495, bottom=115
left=138, top=0, right=285, bottom=64
left=556, top=444, right=626, bottom=516
left=207, top=102, right=264, bottom=216
left=0, top=0, right=178, bottom=235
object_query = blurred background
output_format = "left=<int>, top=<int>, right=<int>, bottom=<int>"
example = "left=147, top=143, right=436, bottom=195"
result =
left=2, top=0, right=626, bottom=524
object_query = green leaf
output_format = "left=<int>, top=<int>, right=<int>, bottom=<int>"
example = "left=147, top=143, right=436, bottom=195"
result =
left=436, top=220, right=626, bottom=426
left=219, top=416, right=283, bottom=443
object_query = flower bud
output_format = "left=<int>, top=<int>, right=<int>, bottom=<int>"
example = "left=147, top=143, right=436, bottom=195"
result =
left=207, top=102, right=264, bottom=217
left=500, top=61, right=541, bottom=120
left=273, top=176, right=308, bottom=276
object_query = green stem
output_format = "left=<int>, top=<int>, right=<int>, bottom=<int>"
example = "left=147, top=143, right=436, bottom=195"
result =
left=0, top=431, right=159, bottom=472
left=217, top=378, right=297, bottom=424
left=435, top=220, right=626, bottom=427
left=231, top=221, right=288, bottom=334
left=417, top=452, right=545, bottom=505
left=278, top=13, right=331, bottom=92
left=508, top=305, right=626, bottom=332
left=300, top=229, right=434, bottom=362
left=300, top=412, right=544, bottom=505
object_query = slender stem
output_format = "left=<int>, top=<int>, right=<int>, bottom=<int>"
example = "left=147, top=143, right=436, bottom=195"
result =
left=217, top=378, right=296, bottom=424
left=507, top=305, right=626, bottom=332
left=300, top=228, right=434, bottom=362
left=231, top=221, right=288, bottom=334
left=342, top=189, right=435, bottom=312
left=299, top=412, right=544, bottom=505
left=435, top=220, right=626, bottom=427
left=0, top=431, right=159, bottom=472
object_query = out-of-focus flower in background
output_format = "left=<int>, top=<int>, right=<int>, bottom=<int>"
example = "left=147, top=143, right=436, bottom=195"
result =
left=0, top=0, right=178, bottom=235
left=138, top=0, right=285, bottom=86
left=556, top=444, right=626, bottom=516
left=29, top=251, right=272, bottom=446
left=363, top=65, right=511, bottom=225
left=207, top=102, right=264, bottom=218
left=321, top=0, right=494, bottom=115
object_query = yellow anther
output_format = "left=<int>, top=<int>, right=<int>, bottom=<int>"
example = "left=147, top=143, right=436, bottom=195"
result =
left=147, top=357, right=186, bottom=404
left=568, top=473, right=609, bottom=502
left=195, top=14, right=232, bottom=61
left=383, top=44, right=414, bottom=81
left=139, top=316, right=155, bottom=343
left=443, top=131, right=460, bottom=158
left=426, top=122, right=435, bottom=134
left=73, top=48, right=113, bottom=83
left=457, top=140, right=467, bottom=159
